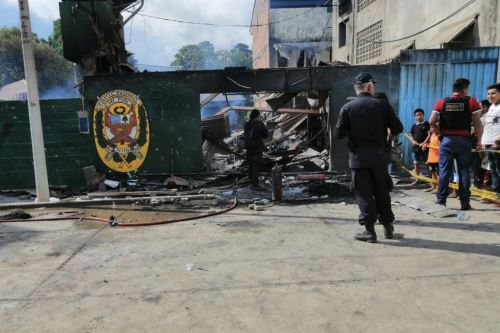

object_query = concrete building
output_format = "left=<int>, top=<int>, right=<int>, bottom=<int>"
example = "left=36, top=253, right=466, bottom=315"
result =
left=0, top=79, right=27, bottom=101
left=332, top=0, right=500, bottom=65
left=250, top=0, right=332, bottom=69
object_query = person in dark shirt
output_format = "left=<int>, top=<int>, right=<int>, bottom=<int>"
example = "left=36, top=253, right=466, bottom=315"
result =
left=244, top=109, right=269, bottom=188
left=429, top=78, right=483, bottom=210
left=409, top=109, right=430, bottom=185
left=334, top=72, right=404, bottom=243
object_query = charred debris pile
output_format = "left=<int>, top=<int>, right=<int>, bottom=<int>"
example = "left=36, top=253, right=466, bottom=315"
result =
left=202, top=91, right=330, bottom=175
left=0, top=91, right=354, bottom=210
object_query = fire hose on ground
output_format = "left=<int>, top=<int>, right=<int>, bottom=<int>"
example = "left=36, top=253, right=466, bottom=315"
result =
left=0, top=196, right=238, bottom=227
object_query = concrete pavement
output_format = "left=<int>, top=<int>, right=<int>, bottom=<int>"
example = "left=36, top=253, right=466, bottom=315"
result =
left=1, top=190, right=499, bottom=332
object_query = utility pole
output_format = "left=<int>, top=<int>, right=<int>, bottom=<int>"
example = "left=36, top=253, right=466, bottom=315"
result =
left=18, top=0, right=50, bottom=202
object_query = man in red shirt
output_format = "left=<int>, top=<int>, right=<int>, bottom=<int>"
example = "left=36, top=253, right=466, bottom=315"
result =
left=429, top=78, right=483, bottom=210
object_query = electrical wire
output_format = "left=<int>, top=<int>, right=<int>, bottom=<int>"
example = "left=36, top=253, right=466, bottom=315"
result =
left=125, top=14, right=134, bottom=45
left=130, top=2, right=335, bottom=28
left=225, top=76, right=253, bottom=90
left=311, top=10, right=333, bottom=57
left=357, top=0, right=476, bottom=44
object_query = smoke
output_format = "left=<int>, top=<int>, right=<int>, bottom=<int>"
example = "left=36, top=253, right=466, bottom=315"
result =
left=200, top=94, right=252, bottom=131
left=39, top=81, right=80, bottom=100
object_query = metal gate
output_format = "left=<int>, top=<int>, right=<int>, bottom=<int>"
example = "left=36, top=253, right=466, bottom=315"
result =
left=398, top=47, right=499, bottom=165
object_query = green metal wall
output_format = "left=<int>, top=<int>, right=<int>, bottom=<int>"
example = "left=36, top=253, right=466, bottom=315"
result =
left=0, top=99, right=93, bottom=190
left=83, top=74, right=204, bottom=176
left=0, top=74, right=205, bottom=190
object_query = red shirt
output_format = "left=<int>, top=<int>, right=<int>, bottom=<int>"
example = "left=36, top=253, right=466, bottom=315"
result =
left=433, top=93, right=481, bottom=136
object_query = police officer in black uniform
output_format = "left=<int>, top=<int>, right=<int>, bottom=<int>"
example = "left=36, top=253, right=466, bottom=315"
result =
left=334, top=73, right=404, bottom=243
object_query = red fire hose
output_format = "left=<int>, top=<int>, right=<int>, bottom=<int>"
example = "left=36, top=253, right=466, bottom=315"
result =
left=0, top=197, right=238, bottom=227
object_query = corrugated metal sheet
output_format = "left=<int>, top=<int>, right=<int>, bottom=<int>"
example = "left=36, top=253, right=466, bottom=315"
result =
left=399, top=47, right=499, bottom=165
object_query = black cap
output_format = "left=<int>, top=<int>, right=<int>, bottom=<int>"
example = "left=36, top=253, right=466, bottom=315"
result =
left=354, top=72, right=377, bottom=84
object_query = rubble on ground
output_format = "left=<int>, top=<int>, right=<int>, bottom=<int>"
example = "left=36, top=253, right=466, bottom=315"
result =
left=0, top=91, right=358, bottom=214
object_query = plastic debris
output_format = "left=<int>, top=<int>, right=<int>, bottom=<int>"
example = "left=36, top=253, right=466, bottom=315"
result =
left=104, top=179, right=120, bottom=188
left=257, top=199, right=270, bottom=205
left=456, top=212, right=470, bottom=221
left=127, top=179, right=138, bottom=187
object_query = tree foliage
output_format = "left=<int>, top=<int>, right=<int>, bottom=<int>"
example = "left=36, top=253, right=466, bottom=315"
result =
left=171, top=41, right=253, bottom=70
left=219, top=43, right=252, bottom=69
left=48, top=19, right=63, bottom=56
left=0, top=25, right=74, bottom=94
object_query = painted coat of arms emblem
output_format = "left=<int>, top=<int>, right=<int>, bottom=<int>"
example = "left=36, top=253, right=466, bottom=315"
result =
left=93, top=90, right=150, bottom=173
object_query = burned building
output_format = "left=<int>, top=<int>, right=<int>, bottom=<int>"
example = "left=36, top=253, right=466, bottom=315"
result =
left=251, top=0, right=333, bottom=69
left=332, top=0, right=500, bottom=65
left=1, top=0, right=498, bottom=192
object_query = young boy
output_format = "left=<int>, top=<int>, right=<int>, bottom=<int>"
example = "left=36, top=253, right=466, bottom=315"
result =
left=423, top=125, right=439, bottom=193
left=409, top=108, right=430, bottom=185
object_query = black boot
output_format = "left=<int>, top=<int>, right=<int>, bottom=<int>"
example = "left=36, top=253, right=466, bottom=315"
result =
left=460, top=201, right=472, bottom=211
left=383, top=223, right=394, bottom=239
left=355, top=224, right=377, bottom=243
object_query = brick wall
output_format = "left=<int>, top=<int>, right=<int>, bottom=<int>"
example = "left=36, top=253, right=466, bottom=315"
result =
left=251, top=0, right=271, bottom=68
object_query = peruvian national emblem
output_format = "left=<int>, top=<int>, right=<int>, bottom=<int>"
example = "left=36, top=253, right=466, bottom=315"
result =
left=93, top=89, right=150, bottom=173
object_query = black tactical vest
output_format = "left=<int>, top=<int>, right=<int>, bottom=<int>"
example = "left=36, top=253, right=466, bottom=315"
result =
left=440, top=96, right=471, bottom=132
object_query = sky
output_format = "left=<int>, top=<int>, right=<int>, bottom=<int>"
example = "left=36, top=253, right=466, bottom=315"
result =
left=0, top=0, right=255, bottom=68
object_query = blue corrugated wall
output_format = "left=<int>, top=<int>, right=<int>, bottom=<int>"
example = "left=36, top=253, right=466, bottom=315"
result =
left=398, top=47, right=499, bottom=165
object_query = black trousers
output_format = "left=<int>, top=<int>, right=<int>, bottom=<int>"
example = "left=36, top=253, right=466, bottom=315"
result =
left=247, top=150, right=263, bottom=186
left=351, top=167, right=394, bottom=226
left=471, top=152, right=485, bottom=187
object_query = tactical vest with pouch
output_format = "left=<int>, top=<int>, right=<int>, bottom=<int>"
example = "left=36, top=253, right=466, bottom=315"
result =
left=440, top=96, right=471, bottom=133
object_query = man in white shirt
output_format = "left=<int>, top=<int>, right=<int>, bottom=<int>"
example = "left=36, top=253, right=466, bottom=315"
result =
left=482, top=83, right=500, bottom=195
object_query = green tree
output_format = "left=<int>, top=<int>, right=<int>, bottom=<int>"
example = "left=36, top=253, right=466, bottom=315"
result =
left=48, top=19, right=63, bottom=56
left=170, top=41, right=216, bottom=70
left=0, top=26, right=74, bottom=94
left=171, top=41, right=252, bottom=70
left=226, top=43, right=252, bottom=68
left=0, top=27, right=26, bottom=86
